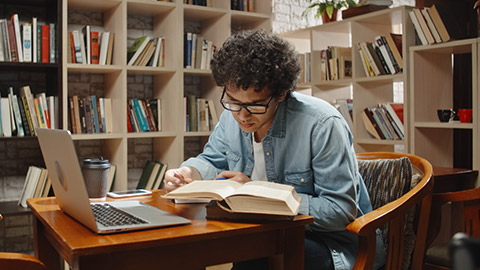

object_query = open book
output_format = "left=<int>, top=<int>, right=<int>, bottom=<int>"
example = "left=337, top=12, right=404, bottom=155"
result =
left=162, top=180, right=302, bottom=216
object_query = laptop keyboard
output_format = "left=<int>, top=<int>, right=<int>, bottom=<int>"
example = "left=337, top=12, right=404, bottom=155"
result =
left=91, top=203, right=148, bottom=227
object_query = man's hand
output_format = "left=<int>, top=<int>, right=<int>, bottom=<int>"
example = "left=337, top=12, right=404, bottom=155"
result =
left=215, top=171, right=251, bottom=184
left=164, top=167, right=197, bottom=192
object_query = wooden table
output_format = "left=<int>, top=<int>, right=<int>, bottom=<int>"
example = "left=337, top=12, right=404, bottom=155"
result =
left=27, top=190, right=313, bottom=270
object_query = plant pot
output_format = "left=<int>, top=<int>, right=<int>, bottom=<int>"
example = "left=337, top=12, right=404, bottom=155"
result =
left=322, top=9, right=338, bottom=23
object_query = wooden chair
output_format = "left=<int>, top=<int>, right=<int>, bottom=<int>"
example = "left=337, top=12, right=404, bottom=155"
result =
left=348, top=152, right=434, bottom=270
left=0, top=214, right=47, bottom=270
left=423, top=187, right=480, bottom=269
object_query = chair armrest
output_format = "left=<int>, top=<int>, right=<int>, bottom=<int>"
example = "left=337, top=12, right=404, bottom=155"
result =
left=346, top=173, right=433, bottom=236
left=0, top=252, right=47, bottom=270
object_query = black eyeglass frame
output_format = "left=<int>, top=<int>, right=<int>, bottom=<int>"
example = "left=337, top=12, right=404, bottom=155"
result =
left=220, top=87, right=275, bottom=114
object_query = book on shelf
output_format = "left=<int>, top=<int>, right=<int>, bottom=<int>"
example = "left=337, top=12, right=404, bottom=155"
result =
left=81, top=25, right=91, bottom=64
left=90, top=31, right=99, bottom=64
left=362, top=104, right=404, bottom=140
left=366, top=42, right=387, bottom=75
left=163, top=180, right=302, bottom=216
left=8, top=87, right=25, bottom=137
left=184, top=0, right=213, bottom=7
left=409, top=10, right=429, bottom=45
left=184, top=96, right=218, bottom=132
left=107, top=163, right=117, bottom=192
left=184, top=32, right=215, bottom=70
left=49, top=23, right=55, bottom=63
left=41, top=24, right=49, bottom=63
left=384, top=33, right=403, bottom=70
left=413, top=8, right=435, bottom=45
left=11, top=14, right=23, bottom=62
left=420, top=8, right=442, bottom=44
left=386, top=102, right=404, bottom=124
left=0, top=97, right=12, bottom=137
left=358, top=42, right=380, bottom=76
left=22, top=23, right=32, bottom=62
left=128, top=35, right=150, bottom=66
left=136, top=160, right=167, bottom=190
left=231, top=0, right=254, bottom=12
left=18, top=166, right=49, bottom=208
left=99, top=31, right=110, bottom=65
left=362, top=107, right=384, bottom=140
left=426, top=5, right=450, bottom=43
left=69, top=95, right=112, bottom=134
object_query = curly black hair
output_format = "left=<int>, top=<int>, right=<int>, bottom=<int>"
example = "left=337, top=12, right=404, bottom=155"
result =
left=210, top=29, right=301, bottom=98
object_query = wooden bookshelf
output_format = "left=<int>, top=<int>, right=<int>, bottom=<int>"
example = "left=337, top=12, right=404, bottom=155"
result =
left=59, top=0, right=271, bottom=191
left=279, top=6, right=415, bottom=153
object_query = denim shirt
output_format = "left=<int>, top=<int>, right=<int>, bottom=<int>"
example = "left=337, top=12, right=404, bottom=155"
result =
left=182, top=92, right=385, bottom=269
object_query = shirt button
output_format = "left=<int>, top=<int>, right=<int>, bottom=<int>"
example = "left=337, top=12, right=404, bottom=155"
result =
left=247, top=166, right=250, bottom=169
left=300, top=178, right=305, bottom=183
left=332, top=249, right=337, bottom=253
left=266, top=152, right=271, bottom=156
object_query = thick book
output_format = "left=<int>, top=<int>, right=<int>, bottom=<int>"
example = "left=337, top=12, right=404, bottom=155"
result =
left=163, top=180, right=302, bottom=216
left=420, top=8, right=442, bottom=43
left=362, top=108, right=384, bottom=140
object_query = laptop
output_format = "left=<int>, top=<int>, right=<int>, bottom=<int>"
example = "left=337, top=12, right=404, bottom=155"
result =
left=36, top=128, right=190, bottom=234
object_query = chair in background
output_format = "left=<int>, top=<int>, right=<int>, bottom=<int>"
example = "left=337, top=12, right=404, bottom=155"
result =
left=423, top=187, right=480, bottom=269
left=0, top=214, right=47, bottom=270
left=348, top=152, right=434, bottom=270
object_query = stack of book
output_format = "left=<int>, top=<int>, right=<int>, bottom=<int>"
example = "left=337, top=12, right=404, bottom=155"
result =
left=231, top=0, right=255, bottom=12
left=184, top=0, right=212, bottom=6
left=0, top=14, right=56, bottom=63
left=0, top=86, right=58, bottom=137
left=362, top=103, right=404, bottom=140
left=127, top=35, right=165, bottom=67
left=409, top=5, right=451, bottom=46
left=127, top=98, right=161, bottom=133
left=184, top=32, right=216, bottom=70
left=357, top=34, right=403, bottom=77
left=69, top=25, right=114, bottom=65
left=184, top=96, right=218, bottom=132
left=18, top=166, right=51, bottom=208
left=136, top=161, right=168, bottom=190
left=317, top=46, right=352, bottom=81
left=68, top=95, right=112, bottom=134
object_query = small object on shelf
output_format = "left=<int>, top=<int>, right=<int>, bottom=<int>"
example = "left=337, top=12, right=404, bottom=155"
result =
left=437, top=109, right=455, bottom=123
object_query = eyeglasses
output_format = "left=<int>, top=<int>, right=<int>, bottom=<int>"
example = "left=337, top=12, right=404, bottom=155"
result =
left=220, top=87, right=275, bottom=114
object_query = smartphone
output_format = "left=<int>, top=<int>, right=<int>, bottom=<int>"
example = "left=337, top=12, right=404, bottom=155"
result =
left=107, top=189, right=152, bottom=198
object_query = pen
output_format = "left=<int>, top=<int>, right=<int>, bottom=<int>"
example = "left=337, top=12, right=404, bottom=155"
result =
left=215, top=177, right=227, bottom=180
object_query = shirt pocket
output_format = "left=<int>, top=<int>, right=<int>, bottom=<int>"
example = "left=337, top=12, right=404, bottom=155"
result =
left=225, top=148, right=240, bottom=168
left=285, top=169, right=313, bottom=193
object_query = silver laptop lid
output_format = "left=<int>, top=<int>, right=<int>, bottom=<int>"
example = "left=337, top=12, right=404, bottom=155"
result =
left=36, top=128, right=99, bottom=232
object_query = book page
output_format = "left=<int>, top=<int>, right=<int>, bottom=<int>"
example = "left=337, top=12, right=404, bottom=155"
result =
left=163, top=180, right=242, bottom=200
left=232, top=181, right=295, bottom=201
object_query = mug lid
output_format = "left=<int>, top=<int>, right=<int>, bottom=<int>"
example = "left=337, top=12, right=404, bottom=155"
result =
left=81, top=157, right=111, bottom=169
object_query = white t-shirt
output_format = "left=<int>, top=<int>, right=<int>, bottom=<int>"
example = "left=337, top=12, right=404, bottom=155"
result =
left=250, top=135, right=267, bottom=181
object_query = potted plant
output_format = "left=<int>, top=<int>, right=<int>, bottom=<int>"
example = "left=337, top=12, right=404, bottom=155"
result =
left=303, top=0, right=358, bottom=23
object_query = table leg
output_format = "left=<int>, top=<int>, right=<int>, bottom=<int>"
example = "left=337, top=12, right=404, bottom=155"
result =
left=268, top=226, right=305, bottom=270
left=33, top=216, right=62, bottom=270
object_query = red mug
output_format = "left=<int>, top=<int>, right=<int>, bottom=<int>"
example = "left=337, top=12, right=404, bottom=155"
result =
left=458, top=109, right=472, bottom=123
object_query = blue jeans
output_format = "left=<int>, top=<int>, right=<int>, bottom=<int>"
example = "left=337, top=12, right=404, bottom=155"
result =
left=231, top=231, right=333, bottom=270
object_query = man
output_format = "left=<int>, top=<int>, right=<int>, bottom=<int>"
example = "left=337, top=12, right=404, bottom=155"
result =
left=164, top=30, right=385, bottom=270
